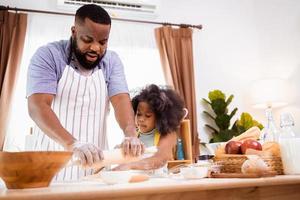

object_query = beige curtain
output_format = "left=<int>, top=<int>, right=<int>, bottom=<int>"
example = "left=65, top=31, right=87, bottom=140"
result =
left=0, top=10, right=27, bottom=150
left=155, top=26, right=199, bottom=161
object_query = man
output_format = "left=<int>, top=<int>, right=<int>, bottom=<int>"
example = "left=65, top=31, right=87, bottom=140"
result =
left=27, top=4, right=144, bottom=180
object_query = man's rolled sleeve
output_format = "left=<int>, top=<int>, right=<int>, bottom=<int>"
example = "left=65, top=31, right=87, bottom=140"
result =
left=107, top=52, right=129, bottom=97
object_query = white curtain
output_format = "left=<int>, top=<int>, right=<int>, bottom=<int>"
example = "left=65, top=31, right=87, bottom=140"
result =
left=107, top=21, right=165, bottom=148
left=4, top=13, right=165, bottom=151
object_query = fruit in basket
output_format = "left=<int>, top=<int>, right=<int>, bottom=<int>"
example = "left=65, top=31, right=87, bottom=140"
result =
left=215, top=127, right=262, bottom=156
left=225, top=141, right=242, bottom=154
left=241, top=139, right=262, bottom=154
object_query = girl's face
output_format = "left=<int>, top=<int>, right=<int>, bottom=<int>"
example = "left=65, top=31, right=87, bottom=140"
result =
left=135, top=101, right=156, bottom=133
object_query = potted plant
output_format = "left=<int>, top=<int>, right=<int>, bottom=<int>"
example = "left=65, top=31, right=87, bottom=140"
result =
left=202, top=90, right=263, bottom=152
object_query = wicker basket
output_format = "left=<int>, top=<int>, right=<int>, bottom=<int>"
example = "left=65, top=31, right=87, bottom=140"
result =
left=213, top=154, right=284, bottom=175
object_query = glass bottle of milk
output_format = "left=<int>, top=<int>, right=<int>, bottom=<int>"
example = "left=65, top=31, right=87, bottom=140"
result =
left=280, top=113, right=296, bottom=138
left=278, top=113, right=300, bottom=174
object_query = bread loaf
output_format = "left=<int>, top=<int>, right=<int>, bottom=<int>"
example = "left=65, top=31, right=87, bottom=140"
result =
left=241, top=155, right=270, bottom=174
left=262, top=142, right=281, bottom=157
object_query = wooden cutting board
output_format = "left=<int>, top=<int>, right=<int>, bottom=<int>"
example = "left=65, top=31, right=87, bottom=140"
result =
left=211, top=171, right=277, bottom=178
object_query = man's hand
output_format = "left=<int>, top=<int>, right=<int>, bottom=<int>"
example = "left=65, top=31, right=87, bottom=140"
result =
left=72, top=142, right=104, bottom=167
left=121, top=137, right=145, bottom=157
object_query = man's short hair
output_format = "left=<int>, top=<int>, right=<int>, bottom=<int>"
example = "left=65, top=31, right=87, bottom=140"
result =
left=75, top=4, right=111, bottom=25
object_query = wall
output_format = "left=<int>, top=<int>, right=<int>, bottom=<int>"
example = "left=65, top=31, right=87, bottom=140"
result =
left=158, top=0, right=300, bottom=142
left=2, top=0, right=300, bottom=143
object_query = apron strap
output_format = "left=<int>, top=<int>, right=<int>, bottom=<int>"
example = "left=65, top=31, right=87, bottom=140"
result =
left=154, top=129, right=160, bottom=146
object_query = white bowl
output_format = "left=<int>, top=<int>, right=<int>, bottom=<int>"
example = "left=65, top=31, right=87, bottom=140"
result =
left=99, top=171, right=133, bottom=185
left=180, top=166, right=209, bottom=179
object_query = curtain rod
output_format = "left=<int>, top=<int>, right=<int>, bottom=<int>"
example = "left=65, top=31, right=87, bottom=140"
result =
left=0, top=6, right=202, bottom=30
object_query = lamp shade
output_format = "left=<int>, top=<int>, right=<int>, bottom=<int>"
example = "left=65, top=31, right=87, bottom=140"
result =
left=250, top=78, right=288, bottom=109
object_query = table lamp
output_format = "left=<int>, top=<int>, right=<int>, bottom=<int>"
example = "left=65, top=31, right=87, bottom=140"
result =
left=250, top=78, right=288, bottom=142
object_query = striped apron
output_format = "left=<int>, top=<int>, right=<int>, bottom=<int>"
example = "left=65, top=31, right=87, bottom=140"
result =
left=32, top=65, right=109, bottom=181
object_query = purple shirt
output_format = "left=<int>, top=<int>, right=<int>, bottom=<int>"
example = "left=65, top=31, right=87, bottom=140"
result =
left=27, top=39, right=129, bottom=97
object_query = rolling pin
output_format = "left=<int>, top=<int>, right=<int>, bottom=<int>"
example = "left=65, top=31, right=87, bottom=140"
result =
left=70, top=146, right=157, bottom=169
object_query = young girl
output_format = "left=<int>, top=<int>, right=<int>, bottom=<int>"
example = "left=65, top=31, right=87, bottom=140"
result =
left=114, top=84, right=186, bottom=170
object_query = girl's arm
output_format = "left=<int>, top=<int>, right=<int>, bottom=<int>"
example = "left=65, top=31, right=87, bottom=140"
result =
left=113, top=132, right=177, bottom=170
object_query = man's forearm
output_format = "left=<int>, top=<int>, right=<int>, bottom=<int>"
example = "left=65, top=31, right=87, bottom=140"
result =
left=123, top=124, right=137, bottom=137
left=111, top=93, right=137, bottom=137
left=28, top=96, right=76, bottom=150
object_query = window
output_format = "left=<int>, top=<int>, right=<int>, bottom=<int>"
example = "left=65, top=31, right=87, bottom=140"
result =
left=106, top=47, right=165, bottom=148
left=4, top=14, right=165, bottom=151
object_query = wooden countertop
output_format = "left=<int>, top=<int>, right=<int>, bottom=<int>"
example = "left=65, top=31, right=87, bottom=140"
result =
left=1, top=175, right=300, bottom=200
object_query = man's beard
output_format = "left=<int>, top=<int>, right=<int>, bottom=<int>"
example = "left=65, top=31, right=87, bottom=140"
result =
left=72, top=38, right=102, bottom=70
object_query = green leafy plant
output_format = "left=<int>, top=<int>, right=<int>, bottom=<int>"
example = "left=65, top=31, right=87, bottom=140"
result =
left=232, top=112, right=264, bottom=134
left=202, top=90, right=263, bottom=143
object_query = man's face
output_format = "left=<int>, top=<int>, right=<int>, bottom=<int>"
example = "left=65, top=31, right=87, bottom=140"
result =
left=72, top=18, right=111, bottom=69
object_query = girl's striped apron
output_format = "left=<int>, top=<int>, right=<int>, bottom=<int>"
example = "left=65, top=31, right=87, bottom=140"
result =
left=32, top=65, right=109, bottom=181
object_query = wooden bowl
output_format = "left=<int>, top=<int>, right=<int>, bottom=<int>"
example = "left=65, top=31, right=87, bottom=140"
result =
left=0, top=151, right=72, bottom=189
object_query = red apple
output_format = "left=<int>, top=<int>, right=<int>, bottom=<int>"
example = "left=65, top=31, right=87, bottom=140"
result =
left=240, top=139, right=262, bottom=154
left=225, top=141, right=242, bottom=154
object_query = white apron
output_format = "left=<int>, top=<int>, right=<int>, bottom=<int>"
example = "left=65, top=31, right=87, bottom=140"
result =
left=32, top=65, right=109, bottom=181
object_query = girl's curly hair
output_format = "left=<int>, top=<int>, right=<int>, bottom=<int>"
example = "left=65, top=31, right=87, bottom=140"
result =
left=132, top=84, right=186, bottom=136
